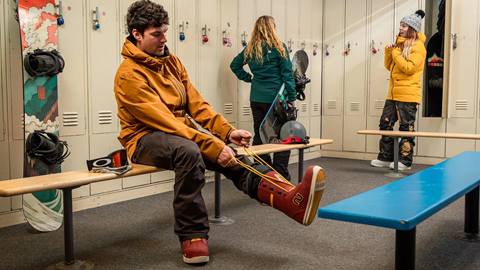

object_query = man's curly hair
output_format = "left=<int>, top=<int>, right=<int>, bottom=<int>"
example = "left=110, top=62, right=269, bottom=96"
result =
left=127, top=0, right=169, bottom=38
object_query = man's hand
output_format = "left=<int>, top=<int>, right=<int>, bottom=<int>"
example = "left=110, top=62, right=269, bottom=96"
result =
left=229, top=129, right=252, bottom=147
left=217, top=146, right=237, bottom=167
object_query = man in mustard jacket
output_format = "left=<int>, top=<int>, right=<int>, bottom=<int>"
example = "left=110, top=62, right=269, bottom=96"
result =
left=371, top=10, right=427, bottom=171
left=114, top=0, right=326, bottom=265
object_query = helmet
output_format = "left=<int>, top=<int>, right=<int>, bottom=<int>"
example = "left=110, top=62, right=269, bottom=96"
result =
left=279, top=121, right=309, bottom=144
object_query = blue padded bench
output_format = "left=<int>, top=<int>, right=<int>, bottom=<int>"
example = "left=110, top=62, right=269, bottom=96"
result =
left=318, top=151, right=480, bottom=270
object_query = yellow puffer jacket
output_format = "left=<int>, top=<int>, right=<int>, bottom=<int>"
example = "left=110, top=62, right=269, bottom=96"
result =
left=114, top=39, right=235, bottom=162
left=384, top=33, right=426, bottom=104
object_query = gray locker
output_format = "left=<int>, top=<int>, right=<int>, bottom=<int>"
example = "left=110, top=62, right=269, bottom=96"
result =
left=175, top=0, right=197, bottom=85
left=272, top=0, right=287, bottom=40
left=219, top=0, right=239, bottom=122
left=0, top=1, right=5, bottom=143
left=256, top=0, right=272, bottom=16
left=343, top=0, right=368, bottom=152
left=309, top=0, right=323, bottom=118
left=58, top=0, right=87, bottom=137
left=87, top=0, right=120, bottom=134
left=154, top=0, right=175, bottom=53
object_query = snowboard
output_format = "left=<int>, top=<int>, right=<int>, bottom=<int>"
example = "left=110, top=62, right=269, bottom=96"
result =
left=424, top=32, right=444, bottom=117
left=259, top=49, right=310, bottom=144
left=18, top=0, right=63, bottom=232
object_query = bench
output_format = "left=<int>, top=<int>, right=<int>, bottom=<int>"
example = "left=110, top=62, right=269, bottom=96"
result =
left=0, top=138, right=332, bottom=269
left=318, top=151, right=480, bottom=270
left=358, top=130, right=480, bottom=177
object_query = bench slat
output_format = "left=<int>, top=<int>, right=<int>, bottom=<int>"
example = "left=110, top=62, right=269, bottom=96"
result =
left=318, top=151, right=480, bottom=230
left=0, top=138, right=333, bottom=197
left=358, top=129, right=480, bottom=140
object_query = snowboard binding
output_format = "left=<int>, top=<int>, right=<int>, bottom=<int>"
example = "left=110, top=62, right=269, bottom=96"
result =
left=24, top=49, right=65, bottom=77
left=26, top=130, right=70, bottom=165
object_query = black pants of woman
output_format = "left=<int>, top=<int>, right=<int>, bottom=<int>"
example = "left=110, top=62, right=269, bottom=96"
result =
left=250, top=101, right=292, bottom=180
left=377, top=100, right=418, bottom=167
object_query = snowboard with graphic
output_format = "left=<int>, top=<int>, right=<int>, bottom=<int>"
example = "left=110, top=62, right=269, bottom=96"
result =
left=259, top=49, right=310, bottom=144
left=18, top=0, right=63, bottom=232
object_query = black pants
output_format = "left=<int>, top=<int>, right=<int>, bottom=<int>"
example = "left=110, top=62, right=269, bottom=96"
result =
left=132, top=131, right=268, bottom=241
left=377, top=100, right=418, bottom=166
left=251, top=101, right=291, bottom=180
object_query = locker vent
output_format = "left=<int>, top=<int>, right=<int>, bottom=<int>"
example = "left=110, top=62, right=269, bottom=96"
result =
left=98, top=111, right=113, bottom=125
left=242, top=105, right=251, bottom=116
left=350, top=102, right=360, bottom=112
left=301, top=103, right=308, bottom=113
left=455, top=100, right=469, bottom=111
left=327, top=100, right=337, bottom=110
left=62, top=112, right=79, bottom=127
left=313, top=103, right=320, bottom=112
left=224, top=103, right=233, bottom=114
left=374, top=100, right=384, bottom=110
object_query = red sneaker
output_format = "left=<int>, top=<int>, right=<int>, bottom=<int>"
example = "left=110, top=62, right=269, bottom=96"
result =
left=181, top=238, right=209, bottom=264
left=257, top=165, right=326, bottom=225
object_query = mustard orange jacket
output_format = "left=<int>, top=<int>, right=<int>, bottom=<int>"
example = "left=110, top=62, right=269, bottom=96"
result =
left=384, top=33, right=426, bottom=104
left=114, top=39, right=235, bottom=162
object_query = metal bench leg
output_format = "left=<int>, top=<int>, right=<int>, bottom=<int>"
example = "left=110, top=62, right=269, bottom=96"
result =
left=395, top=228, right=416, bottom=270
left=209, top=172, right=234, bottom=225
left=386, top=137, right=404, bottom=178
left=298, top=149, right=304, bottom=183
left=463, top=186, right=479, bottom=241
left=46, top=188, right=93, bottom=270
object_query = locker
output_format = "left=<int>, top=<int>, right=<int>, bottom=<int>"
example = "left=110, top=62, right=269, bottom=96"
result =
left=256, top=0, right=272, bottom=16
left=0, top=141, right=9, bottom=180
left=89, top=133, right=123, bottom=194
left=154, top=0, right=175, bottom=53
left=322, top=0, right=345, bottom=150
left=87, top=0, right=120, bottom=134
left=119, top=0, right=137, bottom=48
left=123, top=174, right=151, bottom=189
left=58, top=0, right=87, bottom=137
left=60, top=135, right=89, bottom=172
left=309, top=0, right=322, bottom=118
left=0, top=0, right=5, bottom=143
left=198, top=0, right=221, bottom=112
left=297, top=0, right=313, bottom=118
left=6, top=0, right=24, bottom=141
left=219, top=0, right=239, bottom=122
left=416, top=113, right=446, bottom=157
left=237, top=0, right=256, bottom=122
left=446, top=119, right=476, bottom=157
left=285, top=0, right=300, bottom=53
left=447, top=0, right=478, bottom=118
left=272, top=0, right=287, bottom=40
left=343, top=0, right=368, bottom=152
left=8, top=140, right=23, bottom=179
left=0, top=197, right=11, bottom=213
left=395, top=0, right=419, bottom=28
left=175, top=0, right=197, bottom=85
left=309, top=116, right=321, bottom=152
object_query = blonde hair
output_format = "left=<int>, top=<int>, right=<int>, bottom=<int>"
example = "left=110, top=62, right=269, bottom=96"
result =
left=400, top=27, right=418, bottom=58
left=244, top=16, right=287, bottom=63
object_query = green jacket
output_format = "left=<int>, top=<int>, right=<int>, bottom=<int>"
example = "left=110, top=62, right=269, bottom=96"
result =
left=230, top=43, right=296, bottom=103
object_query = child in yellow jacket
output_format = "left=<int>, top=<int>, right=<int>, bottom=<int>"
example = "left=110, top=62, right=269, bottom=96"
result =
left=371, top=10, right=426, bottom=171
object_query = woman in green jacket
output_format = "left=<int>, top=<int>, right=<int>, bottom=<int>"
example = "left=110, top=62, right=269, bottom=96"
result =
left=371, top=10, right=426, bottom=171
left=230, top=15, right=296, bottom=180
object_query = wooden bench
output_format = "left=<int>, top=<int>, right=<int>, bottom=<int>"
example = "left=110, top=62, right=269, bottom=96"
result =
left=318, top=151, right=480, bottom=270
left=358, top=130, right=480, bottom=177
left=0, top=138, right=332, bottom=268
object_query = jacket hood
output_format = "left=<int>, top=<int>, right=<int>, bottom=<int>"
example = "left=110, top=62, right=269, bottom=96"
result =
left=121, top=39, right=170, bottom=70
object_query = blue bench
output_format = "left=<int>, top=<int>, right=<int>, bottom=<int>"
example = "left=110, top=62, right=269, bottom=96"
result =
left=318, top=151, right=480, bottom=270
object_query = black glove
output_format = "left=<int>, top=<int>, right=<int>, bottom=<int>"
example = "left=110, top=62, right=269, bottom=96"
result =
left=294, top=73, right=311, bottom=101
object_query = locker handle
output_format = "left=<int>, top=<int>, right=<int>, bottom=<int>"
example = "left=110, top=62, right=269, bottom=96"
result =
left=371, top=40, right=378, bottom=54
left=325, top=44, right=330, bottom=56
left=313, top=42, right=319, bottom=56
left=55, top=1, right=65, bottom=25
left=201, top=25, right=209, bottom=44
left=287, top=39, right=293, bottom=53
left=241, top=31, right=248, bottom=47
left=451, top=33, right=457, bottom=50
left=300, top=40, right=306, bottom=50
left=343, top=42, right=351, bottom=56
left=92, top=7, right=100, bottom=31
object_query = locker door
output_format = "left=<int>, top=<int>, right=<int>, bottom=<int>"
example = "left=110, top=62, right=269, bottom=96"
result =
left=445, top=0, right=478, bottom=156
left=6, top=0, right=24, bottom=141
left=272, top=0, right=286, bottom=40
left=366, top=0, right=395, bottom=153
left=395, top=0, right=419, bottom=27
left=0, top=1, right=5, bottom=143
left=322, top=0, right=345, bottom=150
left=198, top=0, right=220, bottom=111
left=88, top=0, right=119, bottom=134
left=285, top=0, right=300, bottom=53
left=309, top=0, right=322, bottom=119
left=297, top=0, right=313, bottom=120
left=175, top=0, right=197, bottom=85
left=58, top=0, right=87, bottom=137
left=119, top=0, right=137, bottom=48
left=237, top=0, right=256, bottom=124
left=219, top=0, right=239, bottom=122
left=343, top=0, right=367, bottom=152
left=256, top=0, right=272, bottom=16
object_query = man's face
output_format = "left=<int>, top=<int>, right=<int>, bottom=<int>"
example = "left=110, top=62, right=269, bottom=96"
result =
left=399, top=22, right=409, bottom=37
left=133, top=25, right=168, bottom=57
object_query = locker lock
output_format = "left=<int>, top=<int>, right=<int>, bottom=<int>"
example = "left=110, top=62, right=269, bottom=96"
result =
left=287, top=39, right=293, bottom=53
left=179, top=22, right=187, bottom=41
left=201, top=25, right=209, bottom=44
left=55, top=1, right=65, bottom=26
left=241, top=31, right=248, bottom=47
left=343, top=42, right=351, bottom=56
left=222, top=30, right=232, bottom=47
left=371, top=40, right=378, bottom=54
left=92, top=7, right=100, bottom=31
left=313, top=42, right=319, bottom=56
left=325, top=44, right=330, bottom=57
left=300, top=41, right=306, bottom=50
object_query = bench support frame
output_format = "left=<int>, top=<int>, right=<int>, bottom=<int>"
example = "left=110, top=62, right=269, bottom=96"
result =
left=464, top=186, right=479, bottom=240
left=395, top=227, right=416, bottom=270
